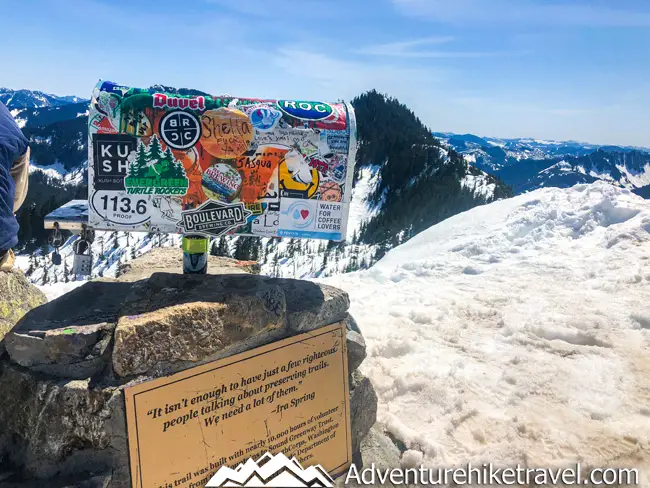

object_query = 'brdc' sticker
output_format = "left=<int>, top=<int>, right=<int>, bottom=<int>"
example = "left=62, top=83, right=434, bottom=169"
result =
left=180, top=200, right=252, bottom=237
left=277, top=100, right=333, bottom=121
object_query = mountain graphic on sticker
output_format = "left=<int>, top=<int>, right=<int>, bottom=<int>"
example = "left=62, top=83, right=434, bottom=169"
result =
left=205, top=452, right=334, bottom=487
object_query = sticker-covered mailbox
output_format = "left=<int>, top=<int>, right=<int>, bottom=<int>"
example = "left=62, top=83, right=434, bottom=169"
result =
left=88, top=81, right=357, bottom=241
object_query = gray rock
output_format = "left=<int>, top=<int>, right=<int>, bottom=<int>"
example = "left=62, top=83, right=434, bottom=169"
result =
left=268, top=279, right=350, bottom=332
left=117, top=248, right=260, bottom=282
left=347, top=328, right=366, bottom=373
left=4, top=280, right=130, bottom=379
left=360, top=425, right=401, bottom=469
left=345, top=313, right=362, bottom=335
left=0, top=269, right=46, bottom=343
left=112, top=273, right=287, bottom=377
left=350, top=370, right=378, bottom=455
left=0, top=258, right=372, bottom=487
left=0, top=361, right=130, bottom=486
left=336, top=428, right=407, bottom=487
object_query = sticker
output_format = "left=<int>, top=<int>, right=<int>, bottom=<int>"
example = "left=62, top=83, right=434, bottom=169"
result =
left=325, top=132, right=348, bottom=153
left=90, top=114, right=118, bottom=135
left=278, top=199, right=343, bottom=240
left=331, top=162, right=347, bottom=183
left=250, top=107, right=282, bottom=132
left=235, top=145, right=285, bottom=203
left=202, top=163, right=242, bottom=202
left=151, top=196, right=182, bottom=222
left=123, top=110, right=153, bottom=137
left=200, top=108, right=253, bottom=158
left=180, top=200, right=252, bottom=237
left=279, top=149, right=320, bottom=199
left=279, top=199, right=317, bottom=231
left=95, top=91, right=121, bottom=120
left=159, top=111, right=201, bottom=150
left=153, top=93, right=206, bottom=111
left=245, top=202, right=265, bottom=216
left=320, top=182, right=342, bottom=202
left=125, top=137, right=189, bottom=195
left=277, top=100, right=333, bottom=121
left=92, top=133, right=137, bottom=190
left=91, top=190, right=152, bottom=226
left=308, top=157, right=331, bottom=175
left=314, top=202, right=343, bottom=236
left=251, top=209, right=279, bottom=237
left=254, top=128, right=319, bottom=149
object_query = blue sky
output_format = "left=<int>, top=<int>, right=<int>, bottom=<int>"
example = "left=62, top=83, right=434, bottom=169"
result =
left=1, top=0, right=650, bottom=146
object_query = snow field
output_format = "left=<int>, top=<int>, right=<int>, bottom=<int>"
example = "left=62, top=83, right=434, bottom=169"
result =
left=324, top=182, right=650, bottom=482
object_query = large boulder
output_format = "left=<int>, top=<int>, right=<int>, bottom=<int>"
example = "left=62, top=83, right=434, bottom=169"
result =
left=0, top=269, right=46, bottom=344
left=112, top=274, right=287, bottom=377
left=0, top=259, right=377, bottom=487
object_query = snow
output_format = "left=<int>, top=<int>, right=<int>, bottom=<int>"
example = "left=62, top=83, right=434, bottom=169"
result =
left=9, top=108, right=26, bottom=128
left=345, top=166, right=379, bottom=240
left=463, top=153, right=476, bottom=164
left=17, top=231, right=183, bottom=296
left=259, top=167, right=379, bottom=279
left=617, top=163, right=650, bottom=188
left=38, top=281, right=86, bottom=301
left=323, top=182, right=650, bottom=477
left=461, top=173, right=496, bottom=199
left=29, top=161, right=86, bottom=185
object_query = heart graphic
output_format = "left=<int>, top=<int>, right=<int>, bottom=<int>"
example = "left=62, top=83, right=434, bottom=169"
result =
left=300, top=209, right=310, bottom=220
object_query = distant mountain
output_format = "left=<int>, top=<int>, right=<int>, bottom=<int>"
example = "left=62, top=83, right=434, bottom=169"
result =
left=8, top=86, right=513, bottom=284
left=0, top=87, right=87, bottom=110
left=11, top=102, right=89, bottom=129
left=355, top=92, right=512, bottom=254
left=436, top=132, right=650, bottom=196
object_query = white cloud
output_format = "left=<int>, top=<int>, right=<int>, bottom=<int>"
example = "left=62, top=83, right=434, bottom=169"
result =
left=267, top=47, right=444, bottom=101
left=392, top=0, right=650, bottom=27
left=354, top=36, right=521, bottom=58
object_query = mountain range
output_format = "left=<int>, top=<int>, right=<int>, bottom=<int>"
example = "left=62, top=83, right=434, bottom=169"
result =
left=13, top=85, right=650, bottom=283
left=434, top=132, right=650, bottom=197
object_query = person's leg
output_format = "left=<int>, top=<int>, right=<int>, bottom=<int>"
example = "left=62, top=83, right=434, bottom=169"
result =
left=11, top=147, right=30, bottom=212
left=0, top=249, right=15, bottom=271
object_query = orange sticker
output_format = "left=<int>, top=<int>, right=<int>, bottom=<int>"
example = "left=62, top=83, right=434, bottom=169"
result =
left=200, top=108, right=254, bottom=159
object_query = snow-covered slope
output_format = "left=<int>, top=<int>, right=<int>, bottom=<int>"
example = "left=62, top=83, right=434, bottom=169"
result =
left=28, top=161, right=85, bottom=185
left=16, top=231, right=182, bottom=296
left=324, top=182, right=650, bottom=476
left=259, top=166, right=379, bottom=278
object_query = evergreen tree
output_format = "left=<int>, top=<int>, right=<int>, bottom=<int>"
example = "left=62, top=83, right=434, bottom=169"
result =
left=145, top=135, right=164, bottom=169
left=130, top=142, right=148, bottom=178
left=217, top=237, right=229, bottom=257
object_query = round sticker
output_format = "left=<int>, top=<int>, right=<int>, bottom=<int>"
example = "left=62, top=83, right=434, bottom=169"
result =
left=202, top=163, right=243, bottom=202
left=159, top=111, right=202, bottom=150
left=200, top=108, right=253, bottom=159
left=250, top=107, right=282, bottom=132
left=320, top=182, right=342, bottom=202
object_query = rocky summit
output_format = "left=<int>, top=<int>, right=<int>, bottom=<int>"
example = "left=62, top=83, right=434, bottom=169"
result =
left=0, top=256, right=379, bottom=487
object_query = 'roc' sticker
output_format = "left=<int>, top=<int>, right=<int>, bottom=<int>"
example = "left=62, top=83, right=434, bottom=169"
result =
left=277, top=100, right=333, bottom=121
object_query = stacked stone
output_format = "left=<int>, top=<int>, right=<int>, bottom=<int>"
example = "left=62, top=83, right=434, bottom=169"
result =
left=0, top=257, right=377, bottom=488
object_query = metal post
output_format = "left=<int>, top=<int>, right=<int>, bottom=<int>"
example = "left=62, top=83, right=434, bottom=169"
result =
left=182, top=234, right=209, bottom=274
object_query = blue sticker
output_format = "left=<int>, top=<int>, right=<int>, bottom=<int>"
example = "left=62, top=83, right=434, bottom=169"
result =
left=277, top=100, right=333, bottom=121
left=250, top=107, right=282, bottom=132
